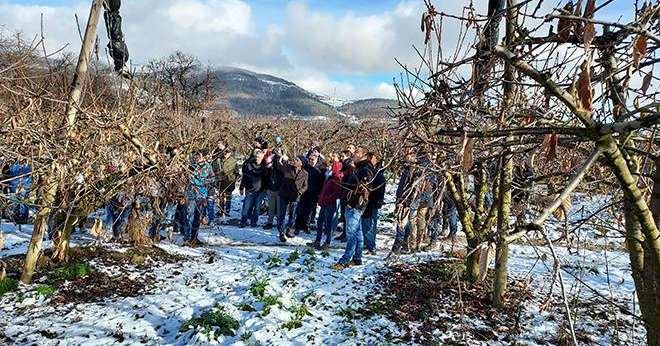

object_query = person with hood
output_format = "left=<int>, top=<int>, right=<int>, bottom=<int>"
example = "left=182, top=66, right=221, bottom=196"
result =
left=309, top=155, right=343, bottom=249
left=361, top=153, right=385, bottom=255
left=240, top=149, right=267, bottom=228
left=334, top=148, right=373, bottom=270
left=213, top=147, right=239, bottom=218
left=294, top=153, right=323, bottom=234
left=185, top=150, right=214, bottom=244
left=275, top=154, right=308, bottom=242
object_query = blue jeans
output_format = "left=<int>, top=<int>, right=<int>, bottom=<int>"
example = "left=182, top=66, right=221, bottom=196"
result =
left=278, top=196, right=298, bottom=234
left=429, top=214, right=442, bottom=241
left=338, top=207, right=363, bottom=265
left=443, top=203, right=458, bottom=236
left=184, top=198, right=204, bottom=241
left=174, top=202, right=187, bottom=234
left=330, top=199, right=341, bottom=233
left=315, top=204, right=337, bottom=244
left=105, top=203, right=130, bottom=238
left=361, top=206, right=379, bottom=252
left=241, top=191, right=265, bottom=226
left=207, top=196, right=216, bottom=223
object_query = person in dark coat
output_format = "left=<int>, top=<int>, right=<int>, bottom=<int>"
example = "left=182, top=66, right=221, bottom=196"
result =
left=334, top=149, right=374, bottom=270
left=275, top=154, right=308, bottom=242
left=361, top=153, right=385, bottom=254
left=309, top=158, right=343, bottom=249
left=294, top=154, right=324, bottom=234
left=240, top=149, right=267, bottom=228
left=390, top=151, right=422, bottom=254
left=213, top=147, right=239, bottom=218
left=264, top=148, right=284, bottom=229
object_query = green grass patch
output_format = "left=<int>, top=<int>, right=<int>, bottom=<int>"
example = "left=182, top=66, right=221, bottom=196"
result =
left=237, top=303, right=256, bottom=312
left=49, top=262, right=94, bottom=284
left=35, top=284, right=56, bottom=297
left=180, top=305, right=239, bottom=338
left=286, top=249, right=300, bottom=265
left=303, top=246, right=316, bottom=258
left=0, top=277, right=19, bottom=297
left=249, top=277, right=269, bottom=299
left=282, top=302, right=311, bottom=330
left=260, top=294, right=282, bottom=316
left=265, top=254, right=282, bottom=268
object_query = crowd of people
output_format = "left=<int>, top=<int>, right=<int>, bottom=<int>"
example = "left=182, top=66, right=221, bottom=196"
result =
left=1, top=135, right=468, bottom=271
left=155, top=135, right=464, bottom=270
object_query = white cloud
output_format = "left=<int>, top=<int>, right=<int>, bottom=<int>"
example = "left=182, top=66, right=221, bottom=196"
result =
left=0, top=0, right=453, bottom=99
left=283, top=1, right=424, bottom=74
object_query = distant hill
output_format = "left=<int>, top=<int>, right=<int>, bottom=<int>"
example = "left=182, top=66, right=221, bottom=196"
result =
left=213, top=67, right=398, bottom=119
left=338, top=98, right=398, bottom=119
left=213, top=67, right=337, bottom=118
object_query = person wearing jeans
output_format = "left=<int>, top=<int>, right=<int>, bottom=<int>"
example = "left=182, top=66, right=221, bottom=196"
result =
left=361, top=154, right=385, bottom=254
left=274, top=155, right=308, bottom=241
left=240, top=149, right=267, bottom=228
left=336, top=207, right=363, bottom=267
left=311, top=157, right=343, bottom=249
left=334, top=150, right=373, bottom=270
left=185, top=150, right=213, bottom=243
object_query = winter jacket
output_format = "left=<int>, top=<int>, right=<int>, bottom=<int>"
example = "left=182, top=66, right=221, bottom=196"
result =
left=318, top=162, right=343, bottom=207
left=395, top=164, right=420, bottom=207
left=266, top=166, right=283, bottom=192
left=415, top=174, right=437, bottom=209
left=189, top=162, right=214, bottom=200
left=276, top=158, right=309, bottom=202
left=213, top=156, right=239, bottom=193
left=342, top=160, right=374, bottom=210
left=366, top=167, right=386, bottom=210
left=7, top=163, right=32, bottom=195
left=240, top=158, right=267, bottom=193
left=302, top=163, right=324, bottom=200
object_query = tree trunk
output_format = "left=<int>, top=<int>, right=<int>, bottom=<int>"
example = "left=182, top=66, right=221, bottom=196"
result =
left=20, top=165, right=58, bottom=283
left=494, top=153, right=513, bottom=306
left=598, top=136, right=660, bottom=309
left=445, top=172, right=480, bottom=282
left=493, top=0, right=517, bottom=307
left=21, top=0, right=104, bottom=284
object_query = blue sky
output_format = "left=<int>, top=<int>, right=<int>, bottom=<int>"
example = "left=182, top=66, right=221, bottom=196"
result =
left=0, top=0, right=637, bottom=100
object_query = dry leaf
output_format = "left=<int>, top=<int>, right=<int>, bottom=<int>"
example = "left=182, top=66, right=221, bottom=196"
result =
left=557, top=2, right=574, bottom=41
left=546, top=132, right=558, bottom=161
left=583, top=0, right=596, bottom=48
left=577, top=60, right=593, bottom=112
left=633, top=34, right=648, bottom=68
left=572, top=0, right=584, bottom=37
left=463, top=138, right=474, bottom=172
left=641, top=71, right=653, bottom=94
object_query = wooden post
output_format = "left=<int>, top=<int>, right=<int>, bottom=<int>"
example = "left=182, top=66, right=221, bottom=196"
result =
left=66, top=0, right=105, bottom=138
left=20, top=0, right=104, bottom=284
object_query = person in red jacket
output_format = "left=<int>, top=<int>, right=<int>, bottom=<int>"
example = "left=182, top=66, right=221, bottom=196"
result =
left=309, top=155, right=343, bottom=250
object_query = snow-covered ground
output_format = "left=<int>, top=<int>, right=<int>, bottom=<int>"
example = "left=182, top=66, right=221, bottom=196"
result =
left=0, top=189, right=646, bottom=345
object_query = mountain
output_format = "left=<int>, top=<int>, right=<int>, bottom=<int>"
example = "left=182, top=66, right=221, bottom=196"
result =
left=213, top=67, right=337, bottom=118
left=338, top=98, right=399, bottom=119
left=213, top=67, right=398, bottom=119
